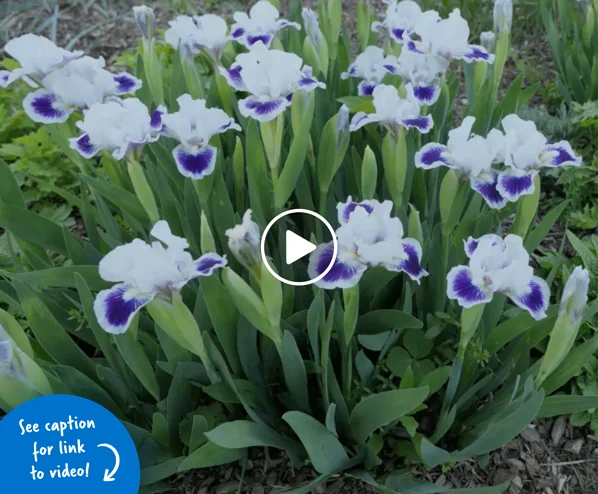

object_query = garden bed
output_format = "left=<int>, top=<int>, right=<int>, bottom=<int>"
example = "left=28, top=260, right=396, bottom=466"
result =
left=172, top=420, right=598, bottom=493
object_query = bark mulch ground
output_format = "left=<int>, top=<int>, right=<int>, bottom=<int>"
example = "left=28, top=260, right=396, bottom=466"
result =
left=170, top=419, right=598, bottom=493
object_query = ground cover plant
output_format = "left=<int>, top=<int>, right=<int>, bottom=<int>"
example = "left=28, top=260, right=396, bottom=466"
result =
left=0, top=0, right=597, bottom=492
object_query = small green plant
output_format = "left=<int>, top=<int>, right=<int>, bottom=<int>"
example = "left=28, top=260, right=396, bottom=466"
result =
left=517, top=104, right=573, bottom=141
left=0, top=59, right=79, bottom=209
left=541, top=0, right=598, bottom=104
left=0, top=127, right=79, bottom=205
left=570, top=355, right=598, bottom=433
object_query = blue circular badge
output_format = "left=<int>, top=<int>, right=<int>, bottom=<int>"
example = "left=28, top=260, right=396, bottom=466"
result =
left=0, top=395, right=140, bottom=493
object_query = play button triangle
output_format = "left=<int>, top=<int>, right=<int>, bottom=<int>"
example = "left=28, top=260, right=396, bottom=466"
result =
left=285, top=230, right=316, bottom=265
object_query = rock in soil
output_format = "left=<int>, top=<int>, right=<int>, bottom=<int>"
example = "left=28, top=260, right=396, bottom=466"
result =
left=494, top=468, right=517, bottom=484
left=563, top=438, right=584, bottom=455
left=521, top=426, right=542, bottom=443
left=505, top=458, right=526, bottom=472
left=551, top=416, right=568, bottom=446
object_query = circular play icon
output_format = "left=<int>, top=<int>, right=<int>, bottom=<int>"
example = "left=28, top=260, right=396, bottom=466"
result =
left=261, top=209, right=338, bottom=286
left=0, top=395, right=140, bottom=493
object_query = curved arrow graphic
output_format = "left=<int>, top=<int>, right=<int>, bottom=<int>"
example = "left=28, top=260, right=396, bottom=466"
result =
left=98, top=443, right=120, bottom=482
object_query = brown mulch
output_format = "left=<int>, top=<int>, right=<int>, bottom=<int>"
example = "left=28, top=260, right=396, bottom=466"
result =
left=424, top=420, right=598, bottom=494
left=0, top=1, right=253, bottom=64
left=173, top=449, right=377, bottom=493
left=170, top=419, right=598, bottom=493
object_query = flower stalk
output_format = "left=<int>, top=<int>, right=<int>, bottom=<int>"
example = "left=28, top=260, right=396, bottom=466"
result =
left=342, top=285, right=360, bottom=346
left=260, top=114, right=284, bottom=183
left=127, top=157, right=160, bottom=224
left=356, top=0, right=372, bottom=51
left=222, top=268, right=283, bottom=346
left=232, top=137, right=245, bottom=211
left=536, top=267, right=590, bottom=388
left=260, top=263, right=283, bottom=340
left=193, top=172, right=215, bottom=215
left=511, top=174, right=540, bottom=238
left=361, top=145, right=378, bottom=200
left=146, top=296, right=221, bottom=383
left=215, top=70, right=234, bottom=117
left=408, top=204, right=424, bottom=246
left=180, top=47, right=204, bottom=100
left=135, top=6, right=164, bottom=106
left=457, top=304, right=485, bottom=359
left=302, top=8, right=329, bottom=78
left=492, top=0, right=512, bottom=101
left=200, top=210, right=217, bottom=255
left=381, top=128, right=408, bottom=209
left=141, top=36, right=165, bottom=106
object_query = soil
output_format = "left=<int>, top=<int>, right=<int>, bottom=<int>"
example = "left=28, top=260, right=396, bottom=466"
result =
left=2, top=1, right=594, bottom=493
left=170, top=419, right=598, bottom=493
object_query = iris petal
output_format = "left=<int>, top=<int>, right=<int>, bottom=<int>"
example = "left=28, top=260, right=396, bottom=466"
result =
left=415, top=143, right=451, bottom=169
left=238, top=96, right=290, bottom=122
left=113, top=73, right=142, bottom=95
left=150, top=105, right=166, bottom=131
left=392, top=238, right=428, bottom=283
left=470, top=171, right=507, bottom=209
left=93, top=283, right=154, bottom=334
left=308, top=242, right=367, bottom=289
left=276, top=20, right=300, bottom=31
left=337, top=197, right=375, bottom=224
left=358, top=80, right=377, bottom=96
left=174, top=253, right=228, bottom=288
left=464, top=237, right=479, bottom=258
left=390, top=28, right=406, bottom=43
left=447, top=266, right=493, bottom=308
left=194, top=253, right=227, bottom=276
left=297, top=67, right=326, bottom=92
left=173, top=144, right=217, bottom=180
left=497, top=169, right=536, bottom=202
left=411, top=84, right=440, bottom=106
left=406, top=40, right=425, bottom=54
left=402, top=115, right=433, bottom=133
left=230, top=26, right=245, bottom=38
left=219, top=64, right=246, bottom=91
left=460, top=44, right=495, bottom=64
left=0, top=70, right=10, bottom=88
left=23, top=89, right=71, bottom=124
left=350, top=112, right=380, bottom=131
left=508, top=276, right=550, bottom=320
left=69, top=133, right=99, bottom=159
left=246, top=33, right=273, bottom=47
left=541, top=141, right=582, bottom=168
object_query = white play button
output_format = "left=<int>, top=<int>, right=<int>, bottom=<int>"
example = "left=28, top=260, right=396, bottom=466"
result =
left=285, top=230, right=316, bottom=265
left=261, top=208, right=338, bottom=286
